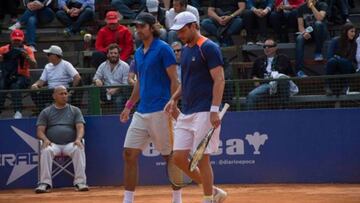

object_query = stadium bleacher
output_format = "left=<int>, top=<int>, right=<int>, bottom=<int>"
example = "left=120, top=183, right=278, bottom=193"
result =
left=0, top=0, right=359, bottom=119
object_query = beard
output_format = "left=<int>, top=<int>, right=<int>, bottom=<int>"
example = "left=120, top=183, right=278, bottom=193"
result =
left=109, top=57, right=119, bottom=64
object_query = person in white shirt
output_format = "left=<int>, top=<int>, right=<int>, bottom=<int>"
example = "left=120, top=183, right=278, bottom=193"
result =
left=165, top=0, right=199, bottom=44
left=31, top=45, right=82, bottom=114
left=93, top=43, right=130, bottom=111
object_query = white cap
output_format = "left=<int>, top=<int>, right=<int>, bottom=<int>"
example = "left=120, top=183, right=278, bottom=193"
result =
left=43, top=45, right=63, bottom=56
left=146, top=0, right=159, bottom=13
left=170, top=11, right=197, bottom=31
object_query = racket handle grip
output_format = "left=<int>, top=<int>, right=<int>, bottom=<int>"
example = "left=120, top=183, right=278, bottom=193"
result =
left=218, top=103, right=230, bottom=120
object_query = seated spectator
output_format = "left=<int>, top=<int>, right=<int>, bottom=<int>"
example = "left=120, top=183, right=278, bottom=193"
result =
left=0, top=0, right=20, bottom=24
left=35, top=85, right=88, bottom=193
left=170, top=41, right=182, bottom=81
left=31, top=45, right=82, bottom=114
left=92, top=11, right=134, bottom=68
left=111, top=0, right=145, bottom=19
left=269, top=0, right=304, bottom=43
left=127, top=59, right=137, bottom=86
left=243, top=0, right=273, bottom=45
left=295, top=0, right=328, bottom=77
left=325, top=23, right=357, bottom=96
left=134, top=0, right=167, bottom=47
left=9, top=0, right=55, bottom=52
left=326, top=0, right=350, bottom=25
left=246, top=38, right=296, bottom=110
left=93, top=44, right=130, bottom=111
left=0, top=29, right=37, bottom=119
left=166, top=0, right=199, bottom=44
left=56, top=0, right=95, bottom=37
left=201, top=0, right=245, bottom=47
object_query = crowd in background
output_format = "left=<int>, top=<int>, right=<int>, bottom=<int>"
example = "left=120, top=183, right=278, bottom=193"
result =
left=0, top=0, right=359, bottom=118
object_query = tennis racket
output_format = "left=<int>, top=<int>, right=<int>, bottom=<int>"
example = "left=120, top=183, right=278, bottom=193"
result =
left=189, top=103, right=230, bottom=172
left=166, top=117, right=192, bottom=187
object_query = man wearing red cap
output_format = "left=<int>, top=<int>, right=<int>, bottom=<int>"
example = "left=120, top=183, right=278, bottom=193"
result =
left=91, top=11, right=134, bottom=68
left=0, top=29, right=37, bottom=119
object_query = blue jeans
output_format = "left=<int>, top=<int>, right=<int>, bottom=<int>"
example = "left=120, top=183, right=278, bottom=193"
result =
left=111, top=0, right=145, bottom=19
left=326, top=57, right=355, bottom=92
left=0, top=75, right=30, bottom=113
left=246, top=81, right=290, bottom=110
left=243, top=9, right=270, bottom=41
left=269, top=10, right=298, bottom=42
left=56, top=7, right=94, bottom=33
left=295, top=21, right=328, bottom=71
left=18, top=7, right=54, bottom=46
left=201, top=17, right=243, bottom=45
left=328, top=0, right=349, bottom=19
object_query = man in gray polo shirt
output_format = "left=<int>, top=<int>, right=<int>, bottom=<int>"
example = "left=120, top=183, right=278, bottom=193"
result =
left=93, top=43, right=130, bottom=111
left=35, top=85, right=88, bottom=193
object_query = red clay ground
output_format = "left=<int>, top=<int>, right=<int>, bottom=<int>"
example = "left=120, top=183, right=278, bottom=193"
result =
left=1, top=184, right=360, bottom=203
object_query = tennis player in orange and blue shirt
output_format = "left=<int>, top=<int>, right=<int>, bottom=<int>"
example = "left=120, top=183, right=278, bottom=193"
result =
left=164, top=11, right=227, bottom=203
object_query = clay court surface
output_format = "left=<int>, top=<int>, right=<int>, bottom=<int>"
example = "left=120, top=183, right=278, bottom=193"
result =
left=1, top=184, right=360, bottom=203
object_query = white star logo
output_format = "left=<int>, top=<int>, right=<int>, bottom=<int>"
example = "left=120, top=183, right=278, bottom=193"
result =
left=6, top=126, right=38, bottom=185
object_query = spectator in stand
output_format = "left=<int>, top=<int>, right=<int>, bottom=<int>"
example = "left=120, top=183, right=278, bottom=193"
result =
left=166, top=0, right=199, bottom=44
left=326, top=0, right=350, bottom=25
left=269, top=0, right=304, bottom=43
left=56, top=0, right=95, bottom=37
left=325, top=23, right=357, bottom=95
left=246, top=38, right=296, bottom=110
left=134, top=0, right=167, bottom=47
left=31, top=45, right=82, bottom=114
left=171, top=41, right=182, bottom=81
left=295, top=0, right=328, bottom=77
left=0, top=0, right=20, bottom=25
left=92, top=11, right=134, bottom=69
left=8, top=0, right=55, bottom=52
left=93, top=43, right=130, bottom=111
left=111, top=0, right=146, bottom=19
left=0, top=29, right=37, bottom=119
left=243, top=0, right=273, bottom=45
left=201, top=0, right=245, bottom=47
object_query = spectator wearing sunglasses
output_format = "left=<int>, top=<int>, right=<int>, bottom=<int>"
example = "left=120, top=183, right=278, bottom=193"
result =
left=171, top=41, right=182, bottom=81
left=246, top=38, right=295, bottom=110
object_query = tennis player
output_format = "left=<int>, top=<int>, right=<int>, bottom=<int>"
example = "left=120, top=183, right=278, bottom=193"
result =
left=119, top=12, right=181, bottom=203
left=164, top=11, right=227, bottom=203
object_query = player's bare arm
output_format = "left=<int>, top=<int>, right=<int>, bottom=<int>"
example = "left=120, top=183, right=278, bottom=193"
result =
left=120, top=79, right=140, bottom=123
left=210, top=66, right=225, bottom=128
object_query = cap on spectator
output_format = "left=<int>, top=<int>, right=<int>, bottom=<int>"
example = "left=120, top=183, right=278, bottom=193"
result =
left=106, top=11, right=119, bottom=24
left=43, top=45, right=63, bottom=56
left=170, top=11, right=197, bottom=31
left=133, top=12, right=156, bottom=25
left=146, top=0, right=159, bottom=13
left=11, top=29, right=24, bottom=41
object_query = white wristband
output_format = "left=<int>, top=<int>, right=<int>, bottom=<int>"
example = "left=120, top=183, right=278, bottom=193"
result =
left=210, top=105, right=220, bottom=112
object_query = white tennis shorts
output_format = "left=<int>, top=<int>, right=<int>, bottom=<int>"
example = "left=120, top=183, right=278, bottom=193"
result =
left=173, top=112, right=221, bottom=154
left=123, top=111, right=172, bottom=155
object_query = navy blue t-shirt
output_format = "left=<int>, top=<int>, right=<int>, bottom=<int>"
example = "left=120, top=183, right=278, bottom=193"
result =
left=180, top=37, right=224, bottom=114
left=134, top=38, right=177, bottom=113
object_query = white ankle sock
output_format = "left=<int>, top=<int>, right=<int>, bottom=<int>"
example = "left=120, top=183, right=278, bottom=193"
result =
left=172, top=189, right=182, bottom=203
left=123, top=190, right=134, bottom=203
left=203, top=195, right=214, bottom=203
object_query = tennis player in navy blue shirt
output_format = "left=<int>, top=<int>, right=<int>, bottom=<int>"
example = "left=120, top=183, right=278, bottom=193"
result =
left=164, top=11, right=227, bottom=203
left=119, top=12, right=181, bottom=203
